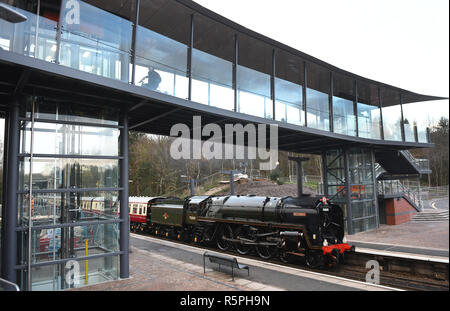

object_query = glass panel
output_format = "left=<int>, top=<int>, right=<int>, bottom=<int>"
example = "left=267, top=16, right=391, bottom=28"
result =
left=357, top=102, right=381, bottom=139
left=28, top=100, right=119, bottom=126
left=0, top=3, right=57, bottom=62
left=352, top=216, right=377, bottom=234
left=134, top=26, right=188, bottom=99
left=20, top=158, right=119, bottom=191
left=347, top=148, right=377, bottom=233
left=275, top=50, right=304, bottom=125
left=237, top=33, right=273, bottom=119
left=380, top=88, right=402, bottom=141
left=333, top=73, right=356, bottom=136
left=402, top=101, right=430, bottom=143
left=306, top=62, right=330, bottom=131
left=191, top=49, right=234, bottom=110
left=59, top=0, right=132, bottom=82
left=275, top=78, right=303, bottom=125
left=29, top=223, right=120, bottom=264
left=237, top=65, right=272, bottom=119
left=30, top=255, right=119, bottom=291
left=357, top=82, right=381, bottom=139
left=19, top=191, right=119, bottom=226
left=192, top=14, right=234, bottom=111
left=21, top=122, right=119, bottom=156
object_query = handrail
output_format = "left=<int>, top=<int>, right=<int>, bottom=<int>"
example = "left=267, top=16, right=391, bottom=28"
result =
left=378, top=179, right=423, bottom=211
left=400, top=150, right=430, bottom=172
left=0, top=278, right=20, bottom=291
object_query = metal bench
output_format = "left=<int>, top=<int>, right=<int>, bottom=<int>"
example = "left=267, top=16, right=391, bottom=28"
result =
left=203, top=251, right=249, bottom=281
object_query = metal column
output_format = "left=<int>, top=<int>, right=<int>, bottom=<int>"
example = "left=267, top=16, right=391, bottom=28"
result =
left=321, top=151, right=328, bottom=196
left=119, top=110, right=129, bottom=279
left=343, top=148, right=354, bottom=234
left=1, top=99, right=20, bottom=284
left=371, top=149, right=380, bottom=229
left=130, top=0, right=140, bottom=85
left=187, top=14, right=194, bottom=101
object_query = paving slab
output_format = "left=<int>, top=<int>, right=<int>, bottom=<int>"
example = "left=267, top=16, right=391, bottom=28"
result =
left=348, top=222, right=449, bottom=254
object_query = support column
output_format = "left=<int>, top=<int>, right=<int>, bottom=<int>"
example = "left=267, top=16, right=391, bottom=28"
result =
left=371, top=149, right=380, bottom=229
left=343, top=148, right=353, bottom=234
left=233, top=34, right=238, bottom=113
left=1, top=99, right=20, bottom=284
left=130, top=0, right=140, bottom=85
left=119, top=110, right=129, bottom=279
left=321, top=151, right=328, bottom=196
left=187, top=14, right=194, bottom=101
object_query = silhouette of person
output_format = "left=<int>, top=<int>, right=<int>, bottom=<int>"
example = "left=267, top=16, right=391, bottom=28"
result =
left=139, top=67, right=161, bottom=91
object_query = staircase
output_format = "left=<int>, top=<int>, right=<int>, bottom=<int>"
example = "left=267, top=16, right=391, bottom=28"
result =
left=378, top=179, right=424, bottom=211
left=411, top=210, right=449, bottom=222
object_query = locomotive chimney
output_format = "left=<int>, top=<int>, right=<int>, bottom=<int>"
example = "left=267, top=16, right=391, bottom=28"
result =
left=288, top=156, right=310, bottom=197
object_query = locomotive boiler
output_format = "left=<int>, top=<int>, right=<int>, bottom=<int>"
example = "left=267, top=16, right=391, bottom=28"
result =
left=133, top=194, right=353, bottom=268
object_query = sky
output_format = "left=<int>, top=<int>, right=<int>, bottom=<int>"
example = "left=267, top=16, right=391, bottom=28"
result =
left=193, top=0, right=449, bottom=124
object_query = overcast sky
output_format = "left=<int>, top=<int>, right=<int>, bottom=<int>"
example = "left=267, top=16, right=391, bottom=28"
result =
left=194, top=0, right=449, bottom=122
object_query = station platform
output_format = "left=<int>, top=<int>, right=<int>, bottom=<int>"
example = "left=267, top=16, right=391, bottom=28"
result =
left=70, top=234, right=396, bottom=292
left=347, top=221, right=449, bottom=261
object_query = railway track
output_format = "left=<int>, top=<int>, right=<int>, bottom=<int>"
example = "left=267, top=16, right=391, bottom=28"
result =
left=131, top=231, right=449, bottom=291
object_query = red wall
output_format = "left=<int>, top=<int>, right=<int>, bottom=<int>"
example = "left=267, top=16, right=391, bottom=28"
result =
left=385, top=197, right=417, bottom=225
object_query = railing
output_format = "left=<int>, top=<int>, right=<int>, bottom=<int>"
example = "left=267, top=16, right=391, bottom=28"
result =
left=0, top=278, right=20, bottom=291
left=401, top=150, right=430, bottom=172
left=420, top=186, right=449, bottom=201
left=374, top=163, right=386, bottom=179
left=378, top=179, right=423, bottom=210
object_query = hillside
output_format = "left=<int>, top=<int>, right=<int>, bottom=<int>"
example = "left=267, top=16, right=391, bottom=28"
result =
left=212, top=180, right=317, bottom=197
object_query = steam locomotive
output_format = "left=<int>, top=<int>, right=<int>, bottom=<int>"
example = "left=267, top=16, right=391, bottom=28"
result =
left=129, top=195, right=354, bottom=268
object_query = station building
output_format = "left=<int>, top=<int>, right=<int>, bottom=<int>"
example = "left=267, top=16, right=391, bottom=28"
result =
left=0, top=0, right=446, bottom=290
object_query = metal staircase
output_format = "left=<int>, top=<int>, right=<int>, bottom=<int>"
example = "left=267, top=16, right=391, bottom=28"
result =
left=375, top=149, right=431, bottom=213
left=377, top=179, right=424, bottom=211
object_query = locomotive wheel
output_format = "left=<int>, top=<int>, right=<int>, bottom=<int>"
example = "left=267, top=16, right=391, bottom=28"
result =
left=233, top=227, right=253, bottom=255
left=256, top=229, right=277, bottom=259
left=306, top=250, right=324, bottom=269
left=279, top=250, right=290, bottom=263
left=216, top=224, right=234, bottom=251
left=256, top=244, right=277, bottom=259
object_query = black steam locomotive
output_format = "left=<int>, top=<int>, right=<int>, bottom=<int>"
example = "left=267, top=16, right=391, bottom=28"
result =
left=130, top=195, right=354, bottom=268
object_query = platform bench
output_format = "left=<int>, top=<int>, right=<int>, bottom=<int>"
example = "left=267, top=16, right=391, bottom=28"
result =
left=203, top=251, right=249, bottom=281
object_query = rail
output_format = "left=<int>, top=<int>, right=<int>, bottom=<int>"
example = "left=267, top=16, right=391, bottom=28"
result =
left=0, top=278, right=20, bottom=291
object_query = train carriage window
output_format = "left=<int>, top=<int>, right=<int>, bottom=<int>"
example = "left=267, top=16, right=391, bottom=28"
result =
left=139, top=207, right=142, bottom=215
left=133, top=208, right=137, bottom=214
